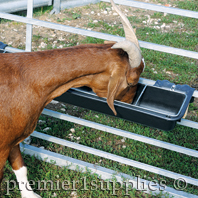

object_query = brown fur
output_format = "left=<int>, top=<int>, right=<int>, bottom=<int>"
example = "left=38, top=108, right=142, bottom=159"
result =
left=0, top=43, right=144, bottom=184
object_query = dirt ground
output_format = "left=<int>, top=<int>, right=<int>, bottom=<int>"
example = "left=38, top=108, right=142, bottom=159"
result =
left=0, top=0, right=192, bottom=50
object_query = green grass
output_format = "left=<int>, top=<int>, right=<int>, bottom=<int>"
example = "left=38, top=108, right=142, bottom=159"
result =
left=2, top=155, right=168, bottom=198
left=33, top=6, right=53, bottom=17
left=2, top=111, right=196, bottom=197
left=1, top=0, right=198, bottom=197
left=57, top=11, right=82, bottom=22
left=84, top=13, right=197, bottom=86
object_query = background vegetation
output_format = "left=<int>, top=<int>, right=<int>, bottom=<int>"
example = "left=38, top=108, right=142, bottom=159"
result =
left=0, top=0, right=197, bottom=197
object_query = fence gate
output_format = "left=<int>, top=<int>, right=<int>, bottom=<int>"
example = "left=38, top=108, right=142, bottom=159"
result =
left=0, top=0, right=198, bottom=197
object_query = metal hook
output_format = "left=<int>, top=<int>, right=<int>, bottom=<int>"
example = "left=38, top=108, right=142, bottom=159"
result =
left=170, top=85, right=176, bottom=91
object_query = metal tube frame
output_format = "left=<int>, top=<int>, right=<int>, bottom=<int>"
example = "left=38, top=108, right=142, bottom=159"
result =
left=0, top=0, right=197, bottom=197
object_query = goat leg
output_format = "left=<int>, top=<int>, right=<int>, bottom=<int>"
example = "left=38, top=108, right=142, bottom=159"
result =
left=0, top=147, right=11, bottom=183
left=8, top=145, right=41, bottom=198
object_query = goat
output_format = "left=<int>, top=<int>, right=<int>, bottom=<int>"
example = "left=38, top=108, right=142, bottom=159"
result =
left=0, top=0, right=144, bottom=197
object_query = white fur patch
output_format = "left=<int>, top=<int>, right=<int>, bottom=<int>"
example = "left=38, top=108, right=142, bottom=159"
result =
left=13, top=166, right=41, bottom=198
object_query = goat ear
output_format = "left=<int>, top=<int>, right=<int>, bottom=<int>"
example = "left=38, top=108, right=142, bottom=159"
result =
left=107, top=71, right=125, bottom=116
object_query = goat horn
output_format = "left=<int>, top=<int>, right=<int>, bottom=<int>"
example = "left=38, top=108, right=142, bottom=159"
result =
left=110, top=0, right=140, bottom=49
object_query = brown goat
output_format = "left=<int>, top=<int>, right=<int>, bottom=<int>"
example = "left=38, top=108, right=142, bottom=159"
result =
left=0, top=0, right=144, bottom=197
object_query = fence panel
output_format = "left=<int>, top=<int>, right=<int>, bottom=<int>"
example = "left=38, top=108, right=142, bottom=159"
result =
left=0, top=0, right=197, bottom=197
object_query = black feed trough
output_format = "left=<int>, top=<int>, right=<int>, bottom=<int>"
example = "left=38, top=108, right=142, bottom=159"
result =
left=0, top=44, right=195, bottom=131
left=56, top=81, right=194, bottom=131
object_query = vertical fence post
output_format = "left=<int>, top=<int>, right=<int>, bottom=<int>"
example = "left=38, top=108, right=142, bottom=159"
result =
left=50, top=0, right=61, bottom=14
left=26, top=0, right=33, bottom=52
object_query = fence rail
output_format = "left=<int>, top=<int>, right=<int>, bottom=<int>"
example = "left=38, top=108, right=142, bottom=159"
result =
left=1, top=0, right=198, bottom=197
left=102, top=0, right=198, bottom=19
left=42, top=109, right=198, bottom=157
left=20, top=143, right=198, bottom=198
left=30, top=130, right=198, bottom=186
left=1, top=12, right=198, bottom=59
left=0, top=0, right=52, bottom=13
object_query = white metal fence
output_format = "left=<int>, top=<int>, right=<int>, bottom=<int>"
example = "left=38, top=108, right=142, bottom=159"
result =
left=0, top=0, right=52, bottom=13
left=0, top=0, right=198, bottom=197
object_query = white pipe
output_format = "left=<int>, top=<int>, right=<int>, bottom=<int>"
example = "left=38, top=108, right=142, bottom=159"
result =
left=25, top=0, right=33, bottom=52
left=102, top=0, right=198, bottom=19
left=0, top=0, right=52, bottom=13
